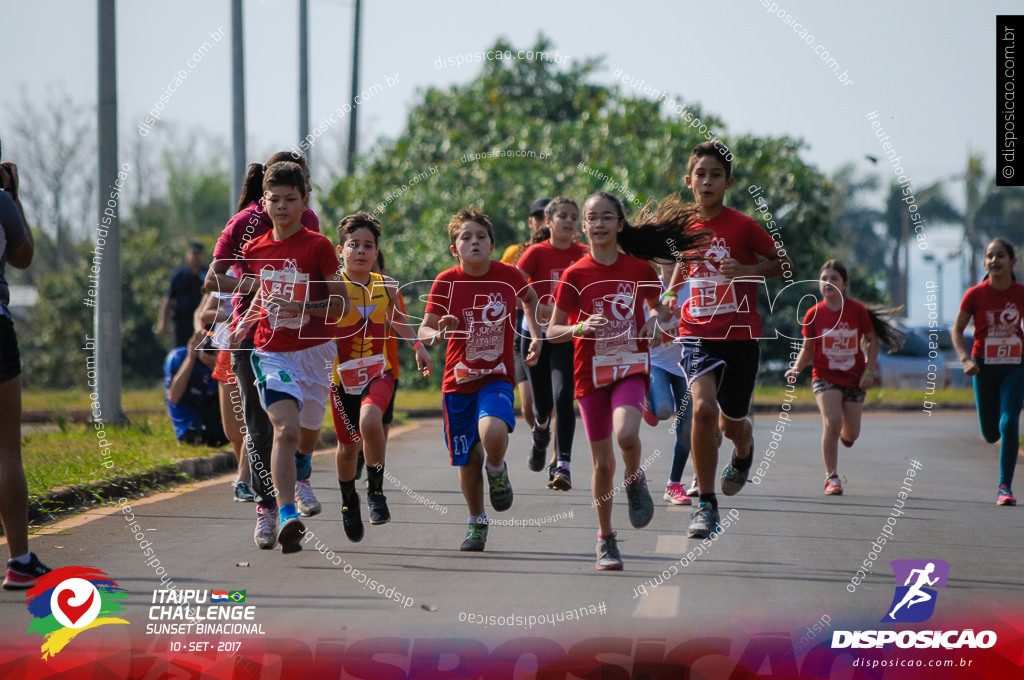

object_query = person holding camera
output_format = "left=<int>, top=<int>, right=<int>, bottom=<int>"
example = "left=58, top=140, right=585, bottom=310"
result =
left=164, top=328, right=228, bottom=446
left=0, top=148, right=53, bottom=590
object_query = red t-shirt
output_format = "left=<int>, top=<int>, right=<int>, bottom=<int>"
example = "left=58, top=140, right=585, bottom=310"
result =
left=554, top=253, right=661, bottom=398
left=424, top=261, right=532, bottom=394
left=801, top=298, right=874, bottom=387
left=518, top=240, right=589, bottom=301
left=240, top=227, right=341, bottom=352
left=213, top=201, right=320, bottom=339
left=677, top=206, right=777, bottom=341
left=960, top=279, right=1024, bottom=364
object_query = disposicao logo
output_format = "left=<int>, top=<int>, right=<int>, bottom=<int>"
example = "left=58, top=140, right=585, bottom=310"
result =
left=832, top=559, right=997, bottom=650
left=24, top=566, right=129, bottom=659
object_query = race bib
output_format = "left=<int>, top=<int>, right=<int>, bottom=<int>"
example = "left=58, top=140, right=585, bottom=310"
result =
left=823, top=327, right=858, bottom=372
left=453, top=360, right=507, bottom=385
left=336, top=355, right=386, bottom=394
left=260, top=261, right=309, bottom=330
left=592, top=352, right=649, bottom=389
left=689, top=276, right=737, bottom=318
left=984, top=336, right=1023, bottom=365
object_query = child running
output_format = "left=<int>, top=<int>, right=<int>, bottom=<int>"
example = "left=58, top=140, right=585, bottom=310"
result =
left=784, top=260, right=903, bottom=495
left=952, top=238, right=1024, bottom=506
left=517, top=196, right=588, bottom=489
left=548, top=192, right=707, bottom=570
left=667, top=141, right=791, bottom=539
left=228, top=161, right=348, bottom=554
left=207, top=151, right=323, bottom=549
left=331, top=212, right=433, bottom=542
left=418, top=207, right=544, bottom=551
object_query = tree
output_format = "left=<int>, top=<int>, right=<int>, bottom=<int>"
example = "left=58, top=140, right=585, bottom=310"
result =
left=320, top=36, right=837, bottom=381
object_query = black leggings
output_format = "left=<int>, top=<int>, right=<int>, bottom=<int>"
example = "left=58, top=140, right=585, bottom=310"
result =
left=522, top=332, right=576, bottom=460
left=231, top=340, right=277, bottom=508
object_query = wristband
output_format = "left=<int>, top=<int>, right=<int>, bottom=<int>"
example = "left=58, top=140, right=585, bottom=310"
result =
left=413, top=340, right=424, bottom=351
left=575, top=323, right=585, bottom=337
left=863, top=370, right=874, bottom=376
left=661, top=291, right=678, bottom=298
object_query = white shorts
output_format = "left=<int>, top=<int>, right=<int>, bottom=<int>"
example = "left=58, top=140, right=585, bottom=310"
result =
left=251, top=342, right=335, bottom=430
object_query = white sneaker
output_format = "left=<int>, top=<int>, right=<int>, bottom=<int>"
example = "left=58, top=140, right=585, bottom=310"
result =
left=254, top=505, right=278, bottom=549
left=295, top=479, right=321, bottom=517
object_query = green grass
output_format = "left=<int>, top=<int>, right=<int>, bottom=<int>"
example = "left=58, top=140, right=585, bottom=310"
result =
left=753, top=386, right=974, bottom=406
left=23, top=417, right=197, bottom=500
left=23, top=388, right=167, bottom=412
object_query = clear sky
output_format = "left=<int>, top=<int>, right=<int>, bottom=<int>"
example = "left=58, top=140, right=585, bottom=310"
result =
left=0, top=0, right=1016, bottom=321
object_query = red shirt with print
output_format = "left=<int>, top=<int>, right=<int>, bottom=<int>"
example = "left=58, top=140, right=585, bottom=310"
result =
left=802, top=298, right=873, bottom=387
left=960, top=279, right=1024, bottom=364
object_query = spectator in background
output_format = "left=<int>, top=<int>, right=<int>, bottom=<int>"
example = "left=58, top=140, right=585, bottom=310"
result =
left=157, top=241, right=206, bottom=348
left=0, top=147, right=53, bottom=590
left=164, top=329, right=227, bottom=447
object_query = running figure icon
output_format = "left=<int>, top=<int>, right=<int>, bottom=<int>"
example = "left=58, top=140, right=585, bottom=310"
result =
left=887, top=562, right=939, bottom=620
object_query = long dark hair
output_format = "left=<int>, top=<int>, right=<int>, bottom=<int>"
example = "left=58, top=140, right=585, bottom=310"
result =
left=236, top=151, right=309, bottom=212
left=981, top=238, right=1018, bottom=282
left=821, top=259, right=905, bottom=352
left=584, top=191, right=709, bottom=264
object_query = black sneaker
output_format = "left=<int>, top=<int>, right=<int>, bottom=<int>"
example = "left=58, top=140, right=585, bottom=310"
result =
left=550, top=466, right=572, bottom=491
left=367, top=491, right=391, bottom=525
left=460, top=521, right=488, bottom=551
left=3, top=553, right=52, bottom=590
left=596, top=533, right=623, bottom=571
left=487, top=462, right=514, bottom=512
left=341, top=495, right=365, bottom=543
left=720, top=441, right=753, bottom=497
left=625, top=469, right=654, bottom=528
left=528, top=427, right=550, bottom=471
left=545, top=462, right=557, bottom=489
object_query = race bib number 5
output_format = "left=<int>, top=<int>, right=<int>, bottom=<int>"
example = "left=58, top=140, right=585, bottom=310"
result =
left=689, top=276, right=737, bottom=318
left=984, top=336, right=1023, bottom=365
left=592, top=352, right=649, bottom=388
left=336, top=355, right=386, bottom=394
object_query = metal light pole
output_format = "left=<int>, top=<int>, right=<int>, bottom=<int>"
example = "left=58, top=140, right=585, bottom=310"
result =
left=346, top=0, right=361, bottom=176
left=299, top=0, right=310, bottom=168
left=96, top=0, right=125, bottom=423
left=231, top=0, right=246, bottom=209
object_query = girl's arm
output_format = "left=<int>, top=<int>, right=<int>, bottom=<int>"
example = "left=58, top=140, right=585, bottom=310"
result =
left=784, top=338, right=816, bottom=383
left=859, top=330, right=879, bottom=389
left=519, top=286, right=543, bottom=365
left=951, top=308, right=979, bottom=376
left=227, top=289, right=265, bottom=349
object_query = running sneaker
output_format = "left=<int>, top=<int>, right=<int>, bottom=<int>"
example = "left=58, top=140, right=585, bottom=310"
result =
left=546, top=462, right=557, bottom=489
left=720, top=442, right=753, bottom=496
left=234, top=481, right=256, bottom=502
left=686, top=478, right=700, bottom=496
left=254, top=504, right=278, bottom=550
left=528, top=426, right=551, bottom=472
left=341, top=495, right=365, bottom=542
left=277, top=506, right=305, bottom=554
left=460, top=520, right=489, bottom=551
left=663, top=482, right=692, bottom=506
left=550, top=466, right=572, bottom=491
left=998, top=484, right=1017, bottom=506
left=625, top=469, right=654, bottom=528
left=824, top=475, right=844, bottom=496
left=687, top=502, right=721, bottom=539
left=641, top=401, right=660, bottom=427
left=295, top=479, right=322, bottom=517
left=2, top=553, right=52, bottom=591
left=487, top=462, right=514, bottom=511
left=367, top=491, right=391, bottom=525
left=596, top=533, right=623, bottom=571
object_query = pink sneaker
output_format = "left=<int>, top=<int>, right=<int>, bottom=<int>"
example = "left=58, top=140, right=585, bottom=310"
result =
left=824, top=475, right=843, bottom=496
left=663, top=482, right=692, bottom=505
left=997, top=484, right=1016, bottom=506
left=642, top=401, right=660, bottom=427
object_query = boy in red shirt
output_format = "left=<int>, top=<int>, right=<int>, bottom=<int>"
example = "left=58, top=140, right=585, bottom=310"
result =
left=229, top=161, right=348, bottom=555
left=668, top=142, right=791, bottom=538
left=419, top=208, right=543, bottom=551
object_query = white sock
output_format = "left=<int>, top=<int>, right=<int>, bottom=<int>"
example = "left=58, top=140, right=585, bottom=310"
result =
left=468, top=514, right=488, bottom=524
left=557, top=459, right=570, bottom=471
left=484, top=459, right=504, bottom=473
left=11, top=552, right=31, bottom=565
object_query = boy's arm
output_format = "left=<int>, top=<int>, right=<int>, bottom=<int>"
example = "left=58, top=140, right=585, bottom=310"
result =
left=384, top=285, right=434, bottom=377
left=418, top=312, right=459, bottom=347
left=204, top=257, right=258, bottom=296
left=721, top=253, right=790, bottom=281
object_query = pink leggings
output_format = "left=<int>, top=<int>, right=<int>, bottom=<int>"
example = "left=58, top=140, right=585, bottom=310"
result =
left=578, top=375, right=647, bottom=442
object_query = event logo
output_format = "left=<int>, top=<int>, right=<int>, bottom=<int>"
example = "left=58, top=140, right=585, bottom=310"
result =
left=883, top=559, right=949, bottom=623
left=24, top=566, right=129, bottom=659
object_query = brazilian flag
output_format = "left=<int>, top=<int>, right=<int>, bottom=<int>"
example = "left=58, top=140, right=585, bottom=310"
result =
left=228, top=590, right=246, bottom=603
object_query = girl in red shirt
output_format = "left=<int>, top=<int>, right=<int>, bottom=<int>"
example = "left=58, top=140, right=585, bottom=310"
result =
left=786, top=260, right=903, bottom=495
left=952, top=238, right=1024, bottom=506
left=548, top=191, right=707, bottom=570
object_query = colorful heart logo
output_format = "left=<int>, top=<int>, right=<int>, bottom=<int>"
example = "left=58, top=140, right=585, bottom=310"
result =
left=56, top=587, right=95, bottom=626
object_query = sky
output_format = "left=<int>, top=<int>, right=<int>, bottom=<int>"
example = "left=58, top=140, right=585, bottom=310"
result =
left=0, top=0, right=1017, bottom=321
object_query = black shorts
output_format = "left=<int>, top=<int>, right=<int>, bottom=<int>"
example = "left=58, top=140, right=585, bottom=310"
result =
left=383, top=379, right=397, bottom=425
left=812, top=378, right=866, bottom=403
left=0, top=316, right=21, bottom=383
left=679, top=338, right=759, bottom=420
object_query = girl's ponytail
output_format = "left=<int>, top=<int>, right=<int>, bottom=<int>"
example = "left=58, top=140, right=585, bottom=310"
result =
left=589, top=191, right=709, bottom=264
left=865, top=305, right=906, bottom=353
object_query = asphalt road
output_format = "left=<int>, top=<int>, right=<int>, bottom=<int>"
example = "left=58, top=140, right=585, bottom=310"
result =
left=2, top=410, right=1020, bottom=676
